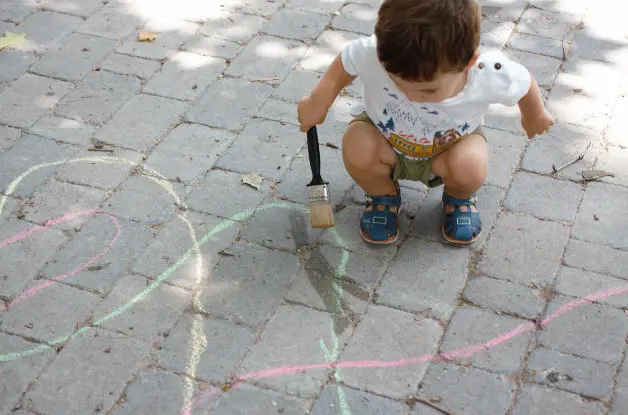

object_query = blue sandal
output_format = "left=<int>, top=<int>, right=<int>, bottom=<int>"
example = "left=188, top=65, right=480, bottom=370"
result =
left=441, top=191, right=482, bottom=245
left=359, top=184, right=401, bottom=244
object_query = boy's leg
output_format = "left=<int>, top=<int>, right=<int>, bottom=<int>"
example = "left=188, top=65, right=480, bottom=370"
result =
left=431, top=133, right=488, bottom=244
left=342, top=120, right=401, bottom=244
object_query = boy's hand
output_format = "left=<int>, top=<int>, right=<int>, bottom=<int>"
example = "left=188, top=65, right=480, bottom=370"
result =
left=297, top=95, right=329, bottom=132
left=521, top=109, right=555, bottom=139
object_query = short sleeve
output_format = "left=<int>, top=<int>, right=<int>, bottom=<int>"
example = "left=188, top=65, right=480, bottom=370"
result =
left=341, top=35, right=377, bottom=77
left=474, top=50, right=531, bottom=106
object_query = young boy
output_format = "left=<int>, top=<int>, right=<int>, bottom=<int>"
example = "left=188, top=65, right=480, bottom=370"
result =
left=297, top=0, right=555, bottom=245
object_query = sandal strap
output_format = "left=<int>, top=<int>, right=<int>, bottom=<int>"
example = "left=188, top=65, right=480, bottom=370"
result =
left=442, top=193, right=477, bottom=206
left=366, top=195, right=401, bottom=207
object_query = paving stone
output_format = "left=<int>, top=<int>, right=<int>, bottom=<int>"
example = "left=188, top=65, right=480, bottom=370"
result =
left=593, top=146, right=628, bottom=188
left=185, top=78, right=274, bottom=131
left=100, top=53, right=162, bottom=79
left=463, top=276, right=545, bottom=319
left=24, top=328, right=150, bottom=415
left=0, top=219, right=61, bottom=299
left=610, top=356, right=628, bottom=415
left=225, top=35, right=307, bottom=81
left=56, top=71, right=141, bottom=125
left=0, top=135, right=77, bottom=197
left=555, top=266, right=628, bottom=308
left=0, top=333, right=55, bottom=415
left=573, top=182, right=628, bottom=250
left=518, top=8, right=581, bottom=41
left=240, top=201, right=325, bottom=251
left=13, top=11, right=81, bottom=53
left=311, top=385, right=409, bottom=415
left=484, top=101, right=525, bottom=135
left=479, top=212, right=570, bottom=285
left=240, top=304, right=352, bottom=397
left=507, top=32, right=564, bottom=59
left=133, top=211, right=240, bottom=290
left=440, top=306, right=533, bottom=373
left=376, top=239, right=469, bottom=320
left=56, top=148, right=143, bottom=189
left=0, top=50, right=36, bottom=86
left=505, top=172, right=583, bottom=222
left=0, top=194, right=21, bottom=222
left=198, top=12, right=265, bottom=43
left=277, top=145, right=354, bottom=207
left=0, top=0, right=36, bottom=23
left=262, top=9, right=329, bottom=42
left=109, top=370, right=216, bottom=415
left=93, top=274, right=188, bottom=340
left=411, top=184, right=505, bottom=250
left=116, top=18, right=199, bottom=60
left=522, top=123, right=601, bottom=182
left=0, top=125, right=22, bottom=152
left=315, top=94, right=365, bottom=148
left=332, top=3, right=377, bottom=35
left=525, top=347, right=615, bottom=398
left=286, top=0, right=345, bottom=15
left=24, top=180, right=107, bottom=231
left=486, top=127, right=528, bottom=188
left=480, top=19, right=516, bottom=50
left=186, top=169, right=268, bottom=219
left=145, top=124, right=236, bottom=184
left=417, top=363, right=514, bottom=415
left=564, top=239, right=628, bottom=281
left=539, top=295, right=628, bottom=364
left=104, top=175, right=184, bottom=224
left=300, top=29, right=362, bottom=72
left=273, top=70, right=322, bottom=103
left=572, top=27, right=628, bottom=66
left=527, top=0, right=589, bottom=15
left=144, top=52, right=226, bottom=101
left=319, top=205, right=401, bottom=261
left=30, top=115, right=97, bottom=146
left=606, top=96, right=628, bottom=148
left=339, top=305, right=440, bottom=400
left=30, top=33, right=116, bottom=81
left=505, top=49, right=562, bottom=88
left=546, top=81, right=612, bottom=133
left=477, top=0, right=527, bottom=21
left=511, top=384, right=605, bottom=415
left=229, top=0, right=283, bottom=17
left=41, top=215, right=152, bottom=295
left=0, top=73, right=70, bottom=129
left=212, top=383, right=310, bottom=415
left=256, top=98, right=298, bottom=125
left=397, top=185, right=429, bottom=220
left=182, top=35, right=243, bottom=60
left=561, top=57, right=626, bottom=107
left=130, top=0, right=227, bottom=21
left=155, top=314, right=256, bottom=383
left=77, top=3, right=145, bottom=40
left=94, top=94, right=187, bottom=152
left=39, top=0, right=104, bottom=17
left=216, top=119, right=304, bottom=178
left=2, top=280, right=101, bottom=342
left=198, top=245, right=301, bottom=328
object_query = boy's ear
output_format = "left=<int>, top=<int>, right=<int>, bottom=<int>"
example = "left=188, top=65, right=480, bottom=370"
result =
left=466, top=49, right=480, bottom=69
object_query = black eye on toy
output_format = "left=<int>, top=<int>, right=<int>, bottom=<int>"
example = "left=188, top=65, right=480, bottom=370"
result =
left=494, top=62, right=502, bottom=70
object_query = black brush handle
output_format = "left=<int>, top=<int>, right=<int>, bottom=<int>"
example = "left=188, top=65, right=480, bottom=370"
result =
left=307, top=126, right=327, bottom=186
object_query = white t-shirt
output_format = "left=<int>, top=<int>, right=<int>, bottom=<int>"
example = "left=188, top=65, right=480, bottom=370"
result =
left=341, top=35, right=531, bottom=160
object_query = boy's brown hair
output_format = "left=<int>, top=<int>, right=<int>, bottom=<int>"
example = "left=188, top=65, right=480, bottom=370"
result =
left=374, top=0, right=481, bottom=81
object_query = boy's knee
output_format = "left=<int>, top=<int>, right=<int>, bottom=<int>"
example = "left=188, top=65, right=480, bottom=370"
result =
left=342, top=122, right=390, bottom=170
left=444, top=136, right=488, bottom=186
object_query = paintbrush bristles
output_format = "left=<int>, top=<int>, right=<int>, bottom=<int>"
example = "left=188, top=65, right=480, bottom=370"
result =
left=309, top=203, right=335, bottom=228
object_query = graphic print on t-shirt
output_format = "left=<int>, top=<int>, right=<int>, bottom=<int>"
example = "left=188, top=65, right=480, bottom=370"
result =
left=375, top=89, right=473, bottom=160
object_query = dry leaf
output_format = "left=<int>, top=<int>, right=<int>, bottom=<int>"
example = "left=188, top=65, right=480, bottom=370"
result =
left=138, top=31, right=157, bottom=42
left=242, top=172, right=263, bottom=190
left=582, top=169, right=615, bottom=181
left=0, top=31, right=26, bottom=50
left=572, top=88, right=583, bottom=93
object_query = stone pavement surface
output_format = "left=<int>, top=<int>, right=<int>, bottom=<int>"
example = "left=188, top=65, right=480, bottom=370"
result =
left=0, top=0, right=627, bottom=414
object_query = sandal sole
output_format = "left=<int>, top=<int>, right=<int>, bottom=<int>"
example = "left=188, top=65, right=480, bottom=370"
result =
left=441, top=224, right=481, bottom=246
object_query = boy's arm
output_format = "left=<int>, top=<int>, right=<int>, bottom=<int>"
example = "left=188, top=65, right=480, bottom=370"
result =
left=518, top=74, right=555, bottom=139
left=298, top=54, right=356, bottom=132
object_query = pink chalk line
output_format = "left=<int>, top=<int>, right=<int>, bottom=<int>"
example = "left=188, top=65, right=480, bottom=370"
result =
left=0, top=210, right=120, bottom=309
left=180, top=286, right=628, bottom=415
left=180, top=386, right=221, bottom=415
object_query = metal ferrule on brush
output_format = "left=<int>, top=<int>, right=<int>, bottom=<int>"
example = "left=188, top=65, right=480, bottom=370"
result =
left=308, top=184, right=331, bottom=205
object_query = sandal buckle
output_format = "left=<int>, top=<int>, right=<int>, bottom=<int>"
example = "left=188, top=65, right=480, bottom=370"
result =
left=372, top=216, right=387, bottom=225
left=456, top=217, right=471, bottom=226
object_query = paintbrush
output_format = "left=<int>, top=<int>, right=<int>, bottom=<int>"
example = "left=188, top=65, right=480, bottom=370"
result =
left=306, top=126, right=335, bottom=228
